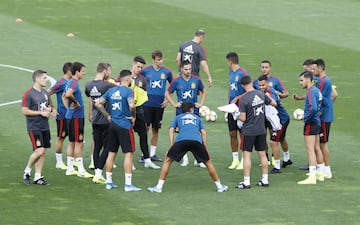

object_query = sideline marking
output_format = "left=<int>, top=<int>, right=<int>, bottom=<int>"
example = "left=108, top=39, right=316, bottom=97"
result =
left=0, top=64, right=56, bottom=107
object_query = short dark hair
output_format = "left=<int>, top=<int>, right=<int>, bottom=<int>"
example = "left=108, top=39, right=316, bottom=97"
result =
left=151, top=50, right=163, bottom=59
left=314, top=58, right=325, bottom=70
left=302, top=59, right=315, bottom=66
left=240, top=76, right=252, bottom=85
left=62, top=62, right=72, bottom=74
left=257, top=75, right=268, bottom=82
left=71, top=62, right=85, bottom=75
left=195, top=29, right=205, bottom=37
left=32, top=70, right=47, bottom=82
left=96, top=63, right=108, bottom=73
left=299, top=70, right=313, bottom=81
left=181, top=102, right=194, bottom=113
left=226, top=52, right=239, bottom=64
left=119, top=69, right=131, bottom=78
left=181, top=61, right=192, bottom=67
left=260, top=60, right=271, bottom=67
left=133, top=56, right=146, bottom=64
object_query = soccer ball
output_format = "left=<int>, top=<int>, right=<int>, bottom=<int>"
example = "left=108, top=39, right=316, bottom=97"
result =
left=293, top=108, right=304, bottom=120
left=205, top=110, right=217, bottom=122
left=199, top=105, right=210, bottom=117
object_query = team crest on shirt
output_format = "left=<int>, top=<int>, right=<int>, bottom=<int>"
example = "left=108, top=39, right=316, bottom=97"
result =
left=235, top=76, right=239, bottom=82
left=160, top=73, right=165, bottom=79
left=36, top=139, right=41, bottom=147
left=268, top=82, right=273, bottom=87
left=191, top=82, right=196, bottom=89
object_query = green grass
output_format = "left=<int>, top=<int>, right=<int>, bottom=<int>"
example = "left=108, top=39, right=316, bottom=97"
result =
left=0, top=0, right=359, bottom=224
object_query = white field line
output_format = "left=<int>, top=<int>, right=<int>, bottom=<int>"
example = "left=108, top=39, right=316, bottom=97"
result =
left=0, top=64, right=56, bottom=107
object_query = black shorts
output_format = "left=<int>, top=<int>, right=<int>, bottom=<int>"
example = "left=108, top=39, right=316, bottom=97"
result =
left=303, top=123, right=321, bottom=136
left=320, top=121, right=331, bottom=143
left=28, top=130, right=51, bottom=150
left=227, top=113, right=241, bottom=132
left=56, top=118, right=68, bottom=139
left=240, top=133, right=267, bottom=152
left=144, top=106, right=164, bottom=129
left=269, top=120, right=289, bottom=142
left=67, top=118, right=84, bottom=142
left=106, top=123, right=135, bottom=153
left=167, top=140, right=210, bottom=163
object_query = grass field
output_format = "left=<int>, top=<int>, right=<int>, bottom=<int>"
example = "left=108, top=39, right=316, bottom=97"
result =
left=0, top=0, right=359, bottom=224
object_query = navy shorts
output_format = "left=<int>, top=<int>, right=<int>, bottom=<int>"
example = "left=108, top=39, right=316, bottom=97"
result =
left=56, top=118, right=68, bottom=139
left=227, top=113, right=241, bottom=132
left=303, top=123, right=321, bottom=136
left=28, top=130, right=51, bottom=150
left=320, top=121, right=331, bottom=143
left=67, top=118, right=84, bottom=142
left=269, top=120, right=289, bottom=142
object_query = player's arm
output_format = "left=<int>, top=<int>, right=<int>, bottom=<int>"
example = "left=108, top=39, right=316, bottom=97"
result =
left=47, top=93, right=57, bottom=118
left=332, top=86, right=338, bottom=102
left=176, top=52, right=181, bottom=72
left=200, top=60, right=212, bottom=87
left=265, top=93, right=277, bottom=107
left=95, top=97, right=111, bottom=122
left=195, top=88, right=206, bottom=108
left=239, top=112, right=246, bottom=122
left=22, top=106, right=51, bottom=118
left=165, top=91, right=181, bottom=108
left=128, top=96, right=136, bottom=125
left=88, top=98, right=93, bottom=122
left=278, top=89, right=289, bottom=99
left=292, top=93, right=305, bottom=101
left=64, top=88, right=80, bottom=108
left=200, top=129, right=207, bottom=147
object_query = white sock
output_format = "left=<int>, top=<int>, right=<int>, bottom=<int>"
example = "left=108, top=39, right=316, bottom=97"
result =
left=232, top=152, right=239, bottom=160
left=157, top=179, right=165, bottom=189
left=316, top=163, right=325, bottom=174
left=24, top=167, right=32, bottom=175
left=262, top=174, right=269, bottom=184
left=324, top=166, right=331, bottom=174
left=283, top=151, right=290, bottom=161
left=76, top=157, right=85, bottom=173
left=106, top=172, right=112, bottom=183
left=34, top=173, right=41, bottom=181
left=309, top=166, right=316, bottom=177
left=125, top=173, right=132, bottom=185
left=244, top=176, right=250, bottom=186
left=182, top=154, right=189, bottom=163
left=214, top=180, right=222, bottom=189
left=56, top=153, right=63, bottom=164
left=150, top=145, right=156, bottom=157
left=95, top=168, right=102, bottom=178
left=274, top=159, right=281, bottom=169
left=67, top=156, right=74, bottom=171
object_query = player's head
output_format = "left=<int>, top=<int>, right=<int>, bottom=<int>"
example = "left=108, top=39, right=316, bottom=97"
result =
left=181, top=101, right=194, bottom=113
left=257, top=75, right=269, bottom=92
left=314, top=58, right=325, bottom=75
left=299, top=70, right=313, bottom=89
left=71, top=62, right=85, bottom=78
left=180, top=61, right=192, bottom=77
left=194, top=29, right=206, bottom=43
left=106, top=63, right=113, bottom=79
left=152, top=50, right=163, bottom=67
left=62, top=62, right=73, bottom=75
left=32, top=70, right=48, bottom=87
left=226, top=52, right=239, bottom=68
left=260, top=60, right=272, bottom=76
left=119, top=69, right=132, bottom=86
left=240, top=75, right=252, bottom=86
left=96, top=63, right=109, bottom=80
left=132, top=56, right=146, bottom=75
left=302, top=59, right=316, bottom=73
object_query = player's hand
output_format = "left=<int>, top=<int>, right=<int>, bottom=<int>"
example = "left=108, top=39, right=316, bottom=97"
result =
left=208, top=78, right=213, bottom=87
left=50, top=108, right=58, bottom=119
left=70, top=101, right=80, bottom=109
left=40, top=110, right=51, bottom=118
left=195, top=102, right=202, bottom=108
left=292, top=93, right=300, bottom=101
left=131, top=117, right=136, bottom=125
left=161, top=100, right=168, bottom=108
left=107, top=115, right=112, bottom=122
left=174, top=102, right=182, bottom=108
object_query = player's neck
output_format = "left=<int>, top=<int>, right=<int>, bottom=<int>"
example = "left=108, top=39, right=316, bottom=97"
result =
left=231, top=64, right=240, bottom=71
left=153, top=65, right=161, bottom=71
left=33, top=84, right=43, bottom=92
left=94, top=73, right=104, bottom=81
